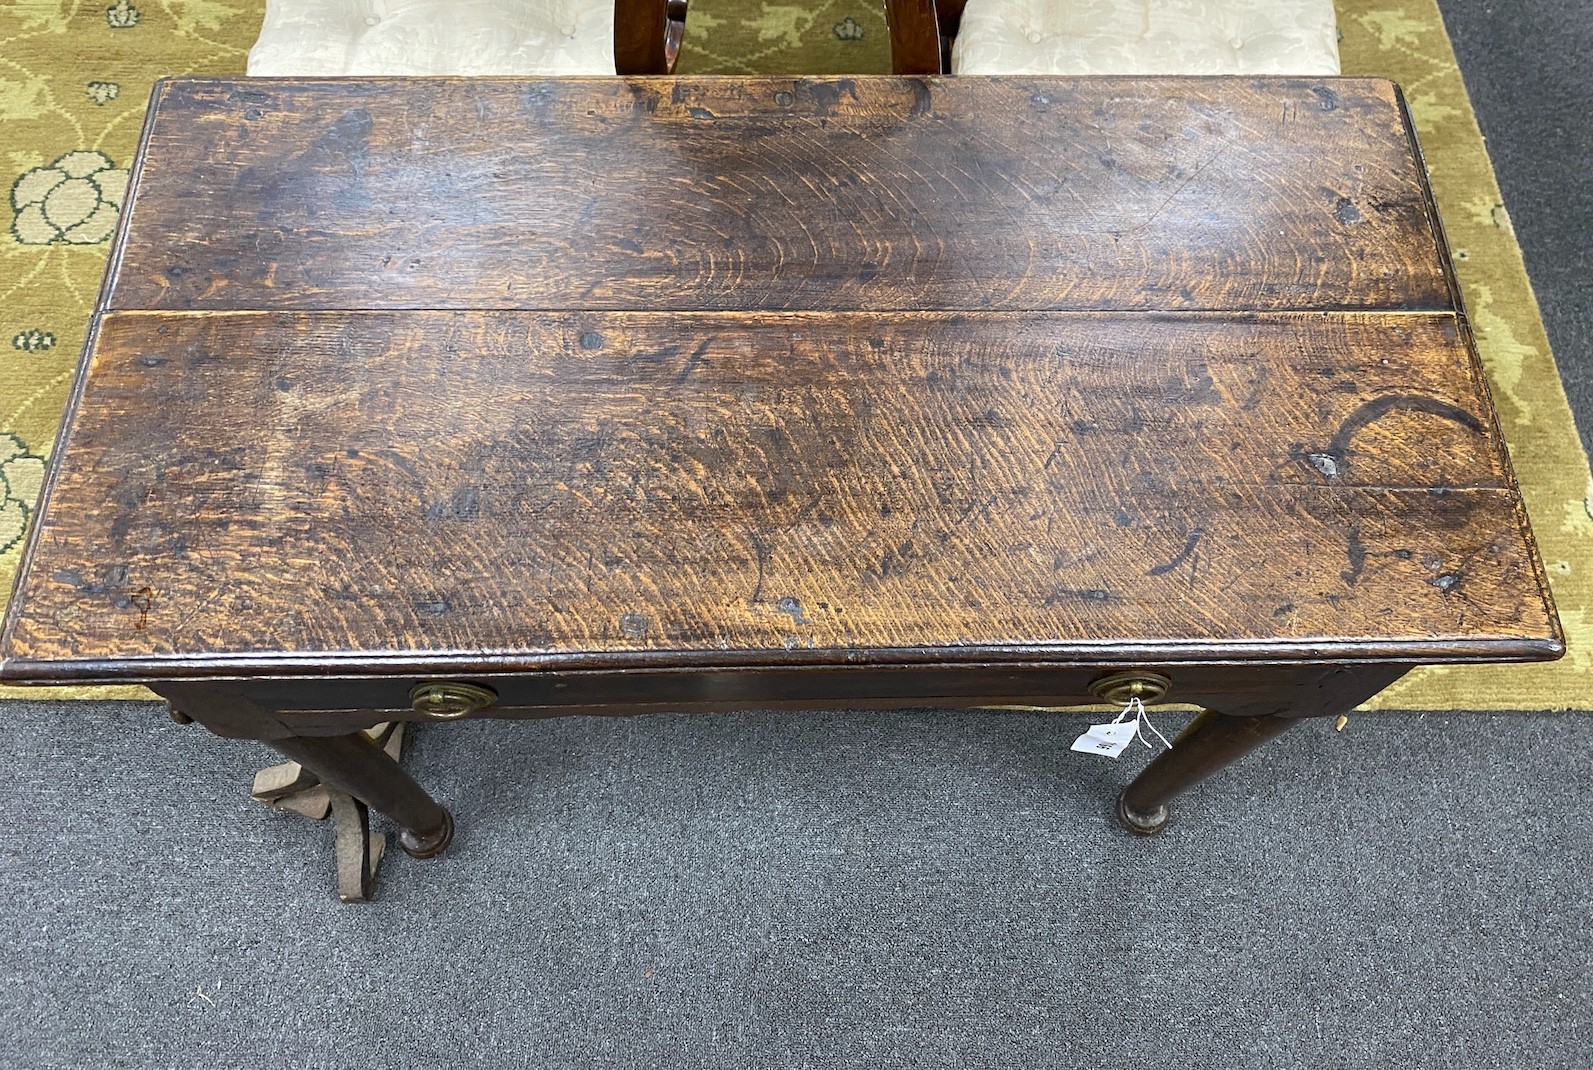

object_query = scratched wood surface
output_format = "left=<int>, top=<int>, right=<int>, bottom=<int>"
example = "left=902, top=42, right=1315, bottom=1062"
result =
left=0, top=76, right=1561, bottom=684
left=0, top=309, right=1558, bottom=678
left=105, top=77, right=1452, bottom=314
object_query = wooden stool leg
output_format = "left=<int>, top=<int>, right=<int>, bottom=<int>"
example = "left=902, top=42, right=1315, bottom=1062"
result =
left=1116, top=710, right=1299, bottom=835
left=269, top=732, right=454, bottom=859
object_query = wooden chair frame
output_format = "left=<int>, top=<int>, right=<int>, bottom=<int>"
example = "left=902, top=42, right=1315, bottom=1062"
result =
left=884, top=0, right=965, bottom=74
left=615, top=0, right=690, bottom=74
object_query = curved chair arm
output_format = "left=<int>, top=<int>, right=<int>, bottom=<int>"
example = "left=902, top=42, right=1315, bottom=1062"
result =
left=615, top=0, right=689, bottom=74
left=884, top=0, right=965, bottom=74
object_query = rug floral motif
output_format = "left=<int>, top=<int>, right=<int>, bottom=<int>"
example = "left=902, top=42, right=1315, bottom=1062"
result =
left=1, top=0, right=1589, bottom=708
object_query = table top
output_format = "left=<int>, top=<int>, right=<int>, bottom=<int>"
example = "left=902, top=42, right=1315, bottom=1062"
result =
left=0, top=76, right=1561, bottom=683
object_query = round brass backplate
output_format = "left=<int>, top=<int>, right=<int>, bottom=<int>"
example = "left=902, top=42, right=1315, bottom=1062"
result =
left=409, top=680, right=498, bottom=720
left=1088, top=671, right=1171, bottom=706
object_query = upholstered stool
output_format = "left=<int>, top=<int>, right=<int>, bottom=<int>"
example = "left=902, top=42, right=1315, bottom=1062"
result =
left=886, top=0, right=1339, bottom=76
left=247, top=0, right=687, bottom=77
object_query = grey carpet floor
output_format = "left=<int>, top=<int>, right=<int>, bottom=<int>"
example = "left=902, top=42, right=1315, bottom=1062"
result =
left=5, top=1, right=1593, bottom=1066
left=2, top=700, right=1589, bottom=1068
left=1439, top=0, right=1593, bottom=460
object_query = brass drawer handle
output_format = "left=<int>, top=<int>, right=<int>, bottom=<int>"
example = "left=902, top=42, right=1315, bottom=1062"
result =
left=1088, top=671, right=1171, bottom=706
left=409, top=681, right=497, bottom=720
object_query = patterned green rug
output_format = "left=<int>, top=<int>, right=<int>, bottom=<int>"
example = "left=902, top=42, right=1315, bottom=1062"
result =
left=2, top=0, right=1590, bottom=709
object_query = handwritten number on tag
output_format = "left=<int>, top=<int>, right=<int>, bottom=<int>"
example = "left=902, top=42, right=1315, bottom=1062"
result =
left=1071, top=697, right=1174, bottom=759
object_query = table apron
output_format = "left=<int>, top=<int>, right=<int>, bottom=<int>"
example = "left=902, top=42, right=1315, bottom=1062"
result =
left=155, top=662, right=1414, bottom=740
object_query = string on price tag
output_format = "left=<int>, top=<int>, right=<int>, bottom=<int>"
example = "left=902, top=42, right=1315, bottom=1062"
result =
left=1070, top=696, right=1173, bottom=759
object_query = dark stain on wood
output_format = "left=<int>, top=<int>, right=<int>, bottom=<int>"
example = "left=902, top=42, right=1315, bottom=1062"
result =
left=106, top=77, right=1452, bottom=316
left=0, top=77, right=1560, bottom=693
left=6, top=304, right=1557, bottom=676
left=1148, top=529, right=1204, bottom=578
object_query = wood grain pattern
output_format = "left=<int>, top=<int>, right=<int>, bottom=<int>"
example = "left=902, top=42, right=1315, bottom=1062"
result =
left=104, top=77, right=1452, bottom=314
left=885, top=0, right=968, bottom=74
left=0, top=309, right=1556, bottom=680
left=0, top=75, right=1562, bottom=841
left=885, top=0, right=961, bottom=75
left=612, top=0, right=687, bottom=75
left=888, top=0, right=944, bottom=75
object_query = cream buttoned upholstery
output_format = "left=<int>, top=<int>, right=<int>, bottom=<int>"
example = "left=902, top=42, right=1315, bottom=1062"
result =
left=247, top=0, right=616, bottom=77
left=952, top=0, right=1341, bottom=76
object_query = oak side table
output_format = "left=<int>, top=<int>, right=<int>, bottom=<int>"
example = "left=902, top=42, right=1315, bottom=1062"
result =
left=0, top=77, right=1561, bottom=879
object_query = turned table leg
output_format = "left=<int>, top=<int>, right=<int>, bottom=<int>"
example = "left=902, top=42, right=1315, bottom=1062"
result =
left=1111, top=664, right=1412, bottom=835
left=269, top=732, right=454, bottom=858
left=1116, top=710, right=1298, bottom=834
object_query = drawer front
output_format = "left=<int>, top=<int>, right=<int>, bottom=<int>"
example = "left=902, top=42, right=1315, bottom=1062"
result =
left=222, top=663, right=1405, bottom=735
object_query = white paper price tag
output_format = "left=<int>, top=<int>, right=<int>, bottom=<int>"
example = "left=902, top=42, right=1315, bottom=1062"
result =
left=1070, top=718, right=1140, bottom=758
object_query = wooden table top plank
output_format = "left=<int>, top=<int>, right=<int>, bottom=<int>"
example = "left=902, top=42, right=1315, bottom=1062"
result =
left=0, top=309, right=1557, bottom=680
left=104, top=76, right=1453, bottom=315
